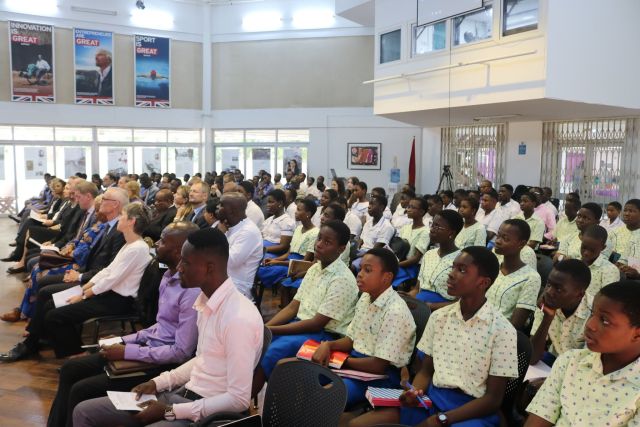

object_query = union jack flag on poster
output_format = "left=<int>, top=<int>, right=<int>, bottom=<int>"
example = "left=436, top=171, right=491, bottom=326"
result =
left=9, top=21, right=55, bottom=103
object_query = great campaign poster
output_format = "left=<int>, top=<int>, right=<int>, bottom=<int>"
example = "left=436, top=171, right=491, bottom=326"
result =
left=74, top=28, right=114, bottom=105
left=134, top=35, right=170, bottom=108
left=9, top=21, right=55, bottom=103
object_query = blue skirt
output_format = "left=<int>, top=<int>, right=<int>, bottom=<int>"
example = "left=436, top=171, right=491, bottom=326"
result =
left=263, top=240, right=285, bottom=259
left=281, top=276, right=303, bottom=289
left=393, top=265, right=419, bottom=288
left=257, top=253, right=304, bottom=287
left=400, top=383, right=500, bottom=426
left=261, top=327, right=337, bottom=377
left=342, top=350, right=401, bottom=410
left=416, top=290, right=450, bottom=303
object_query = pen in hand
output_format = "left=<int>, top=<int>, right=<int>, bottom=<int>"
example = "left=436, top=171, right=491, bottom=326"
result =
left=400, top=380, right=431, bottom=410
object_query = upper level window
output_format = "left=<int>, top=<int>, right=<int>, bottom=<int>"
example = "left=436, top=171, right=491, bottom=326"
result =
left=503, top=0, right=538, bottom=36
left=413, top=21, right=446, bottom=56
left=380, top=29, right=401, bottom=64
left=453, top=5, right=493, bottom=46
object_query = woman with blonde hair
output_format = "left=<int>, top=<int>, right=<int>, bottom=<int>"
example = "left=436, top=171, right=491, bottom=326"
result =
left=125, top=180, right=142, bottom=203
left=173, top=185, right=193, bottom=222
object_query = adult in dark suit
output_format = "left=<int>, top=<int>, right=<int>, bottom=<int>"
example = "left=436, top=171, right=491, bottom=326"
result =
left=143, top=189, right=177, bottom=241
left=186, top=181, right=210, bottom=229
left=0, top=188, right=129, bottom=362
left=95, top=49, right=112, bottom=98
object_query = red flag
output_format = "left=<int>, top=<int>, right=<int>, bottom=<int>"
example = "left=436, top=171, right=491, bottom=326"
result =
left=408, top=137, right=416, bottom=186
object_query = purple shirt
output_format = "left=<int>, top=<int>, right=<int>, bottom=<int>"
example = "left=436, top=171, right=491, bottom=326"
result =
left=121, top=270, right=199, bottom=364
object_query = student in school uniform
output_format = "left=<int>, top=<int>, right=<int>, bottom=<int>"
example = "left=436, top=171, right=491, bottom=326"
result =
left=525, top=281, right=640, bottom=426
left=391, top=190, right=414, bottom=232
left=311, top=189, right=337, bottom=228
left=529, top=259, right=592, bottom=367
left=353, top=246, right=518, bottom=427
left=311, top=248, right=416, bottom=409
left=549, top=198, right=580, bottom=248
left=257, top=199, right=318, bottom=293
left=370, top=187, right=393, bottom=220
left=531, top=187, right=557, bottom=241
left=600, top=201, right=623, bottom=233
left=487, top=219, right=541, bottom=330
left=253, top=220, right=359, bottom=397
left=514, top=192, right=546, bottom=249
left=493, top=244, right=538, bottom=271
left=352, top=195, right=395, bottom=271
left=555, top=202, right=616, bottom=262
left=410, top=210, right=463, bottom=308
left=496, top=184, right=521, bottom=219
left=394, top=197, right=430, bottom=288
left=475, top=190, right=506, bottom=244
left=614, top=198, right=640, bottom=279
left=350, top=181, right=369, bottom=221
left=335, top=197, right=363, bottom=241
left=440, top=190, right=457, bottom=211
left=580, top=225, right=620, bottom=298
left=284, top=188, right=298, bottom=221
left=423, top=194, right=443, bottom=229
left=456, top=196, right=488, bottom=248
left=260, top=189, right=296, bottom=257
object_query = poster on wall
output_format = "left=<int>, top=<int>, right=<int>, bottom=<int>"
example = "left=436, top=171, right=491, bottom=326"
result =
left=64, top=147, right=87, bottom=178
left=108, top=148, right=128, bottom=175
left=9, top=21, right=55, bottom=103
left=252, top=149, right=271, bottom=174
left=221, top=149, right=240, bottom=171
left=24, top=147, right=47, bottom=179
left=142, top=148, right=162, bottom=174
left=283, top=148, right=302, bottom=175
left=74, top=28, right=114, bottom=105
left=0, top=148, right=5, bottom=181
left=134, top=35, right=170, bottom=108
left=347, top=143, right=381, bottom=170
left=174, top=148, right=193, bottom=177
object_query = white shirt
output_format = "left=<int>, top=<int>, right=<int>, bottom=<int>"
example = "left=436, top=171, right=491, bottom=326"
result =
left=600, top=216, right=624, bottom=233
left=245, top=200, right=264, bottom=229
left=351, top=201, right=369, bottom=219
left=286, top=202, right=297, bottom=221
left=344, top=211, right=363, bottom=239
left=261, top=213, right=296, bottom=243
left=391, top=206, right=412, bottom=231
left=311, top=208, right=322, bottom=228
left=476, top=208, right=506, bottom=235
left=36, top=58, right=50, bottom=71
left=496, top=199, right=521, bottom=219
left=443, top=203, right=457, bottom=211
left=305, top=184, right=322, bottom=199
left=90, top=239, right=152, bottom=297
left=153, top=279, right=263, bottom=421
left=361, top=216, right=395, bottom=250
left=225, top=218, right=263, bottom=298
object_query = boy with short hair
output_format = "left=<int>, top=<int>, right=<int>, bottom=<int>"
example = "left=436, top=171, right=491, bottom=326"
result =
left=525, top=281, right=640, bottom=426
left=556, top=202, right=615, bottom=262
left=352, top=196, right=395, bottom=271
left=529, top=259, right=592, bottom=366
left=580, top=224, right=620, bottom=298
left=312, top=248, right=416, bottom=409
left=600, top=201, right=623, bottom=233
left=515, top=192, right=546, bottom=249
left=353, top=246, right=518, bottom=427
left=551, top=198, right=580, bottom=247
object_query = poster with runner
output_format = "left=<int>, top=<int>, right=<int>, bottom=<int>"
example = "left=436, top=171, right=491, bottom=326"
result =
left=9, top=21, right=55, bottom=103
left=134, top=35, right=170, bottom=108
left=74, top=28, right=114, bottom=105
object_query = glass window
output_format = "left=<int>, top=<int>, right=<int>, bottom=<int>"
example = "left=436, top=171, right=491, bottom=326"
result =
left=168, top=129, right=200, bottom=143
left=13, top=126, right=54, bottom=141
left=413, top=21, right=447, bottom=56
left=0, top=126, right=13, bottom=140
left=55, top=127, right=93, bottom=142
left=214, top=130, right=244, bottom=143
left=278, top=129, right=310, bottom=143
left=134, top=129, right=167, bottom=143
left=380, top=29, right=401, bottom=64
left=277, top=147, right=308, bottom=176
left=55, top=146, right=92, bottom=178
left=135, top=147, right=167, bottom=174
left=97, top=128, right=133, bottom=142
left=215, top=147, right=244, bottom=172
left=453, top=5, right=493, bottom=46
left=246, top=147, right=275, bottom=177
left=246, top=130, right=276, bottom=143
left=0, top=145, right=16, bottom=214
left=169, top=148, right=200, bottom=178
left=503, top=0, right=538, bottom=36
left=98, top=146, right=133, bottom=176
left=14, top=146, right=55, bottom=208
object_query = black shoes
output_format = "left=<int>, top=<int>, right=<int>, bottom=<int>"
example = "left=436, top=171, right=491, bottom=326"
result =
left=8, top=214, right=21, bottom=223
left=1, top=252, right=19, bottom=262
left=0, top=342, right=32, bottom=362
left=6, top=266, right=26, bottom=274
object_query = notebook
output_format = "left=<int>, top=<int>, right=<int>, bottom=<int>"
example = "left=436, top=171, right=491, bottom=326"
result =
left=287, top=259, right=314, bottom=277
left=366, top=387, right=432, bottom=408
left=296, top=339, right=349, bottom=369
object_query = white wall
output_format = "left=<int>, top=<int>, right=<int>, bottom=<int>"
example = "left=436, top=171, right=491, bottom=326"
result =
left=421, top=127, right=441, bottom=193
left=504, top=121, right=542, bottom=187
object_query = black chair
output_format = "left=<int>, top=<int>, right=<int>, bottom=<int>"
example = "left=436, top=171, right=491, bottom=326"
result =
left=252, top=249, right=270, bottom=313
left=500, top=330, right=533, bottom=426
left=536, top=254, right=553, bottom=291
left=398, top=293, right=431, bottom=379
left=389, top=236, right=410, bottom=262
left=191, top=326, right=273, bottom=427
left=262, top=360, right=346, bottom=427
left=81, top=258, right=165, bottom=344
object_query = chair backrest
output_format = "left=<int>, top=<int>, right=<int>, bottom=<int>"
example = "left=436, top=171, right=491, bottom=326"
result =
left=260, top=326, right=273, bottom=363
left=262, top=360, right=346, bottom=427
left=503, top=330, right=533, bottom=402
left=135, top=258, right=166, bottom=327
left=398, top=293, right=431, bottom=345
left=389, top=236, right=411, bottom=261
left=536, top=254, right=553, bottom=292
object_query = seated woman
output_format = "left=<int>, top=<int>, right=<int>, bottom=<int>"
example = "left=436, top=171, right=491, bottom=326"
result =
left=393, top=197, right=430, bottom=288
left=391, top=190, right=415, bottom=232
left=311, top=189, right=338, bottom=227
left=409, top=210, right=463, bottom=309
left=261, top=189, right=296, bottom=258
left=172, top=185, right=193, bottom=222
left=125, top=180, right=142, bottom=204
left=259, top=199, right=319, bottom=300
left=455, top=196, right=487, bottom=248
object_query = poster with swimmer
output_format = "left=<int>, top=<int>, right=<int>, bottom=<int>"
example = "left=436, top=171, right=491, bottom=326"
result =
left=134, top=35, right=170, bottom=108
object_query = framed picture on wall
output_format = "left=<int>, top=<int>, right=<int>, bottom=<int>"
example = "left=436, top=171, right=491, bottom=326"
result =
left=347, top=143, right=381, bottom=170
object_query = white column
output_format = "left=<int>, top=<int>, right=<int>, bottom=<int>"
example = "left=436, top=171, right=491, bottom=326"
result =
left=201, top=2, right=213, bottom=173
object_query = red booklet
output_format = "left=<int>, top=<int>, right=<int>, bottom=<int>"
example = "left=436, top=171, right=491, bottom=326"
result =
left=366, top=387, right=432, bottom=408
left=296, top=339, right=349, bottom=369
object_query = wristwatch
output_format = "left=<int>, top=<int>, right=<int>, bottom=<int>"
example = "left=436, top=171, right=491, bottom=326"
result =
left=164, top=405, right=176, bottom=421
left=437, top=412, right=450, bottom=426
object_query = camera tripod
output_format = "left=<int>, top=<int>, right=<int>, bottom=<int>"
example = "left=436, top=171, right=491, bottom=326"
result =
left=437, top=165, right=454, bottom=193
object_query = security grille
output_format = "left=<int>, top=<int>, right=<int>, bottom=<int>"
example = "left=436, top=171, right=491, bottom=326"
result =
left=441, top=124, right=506, bottom=190
left=541, top=119, right=638, bottom=207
